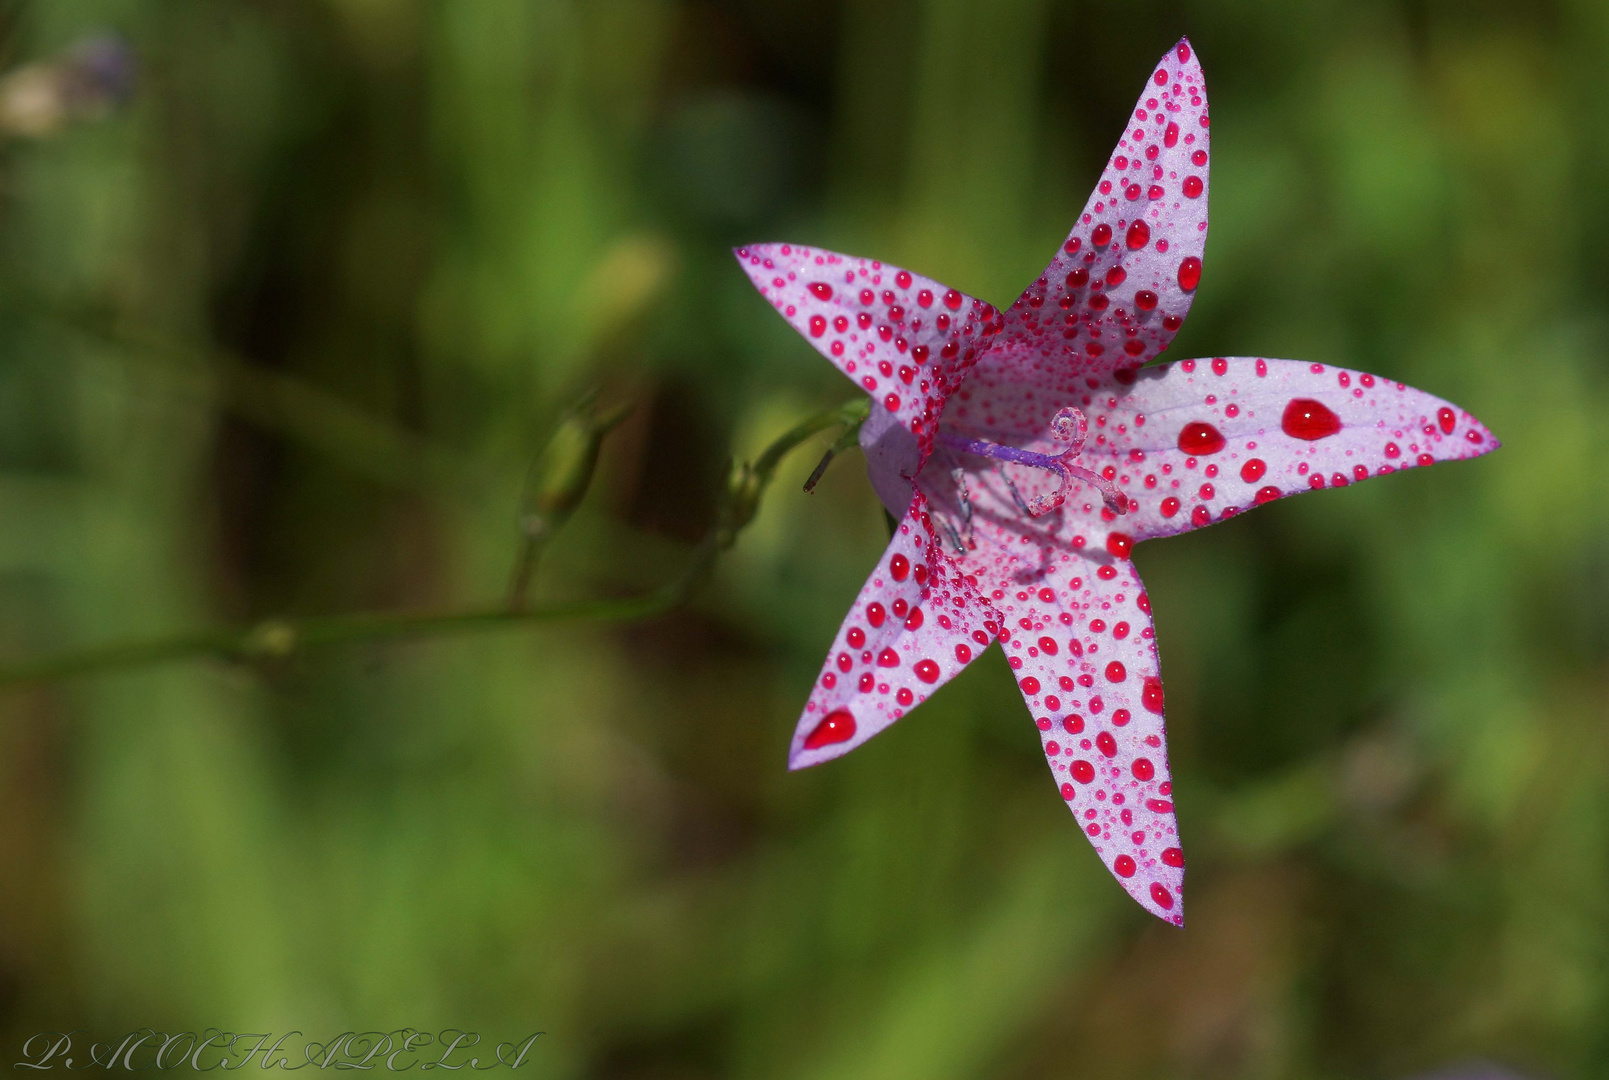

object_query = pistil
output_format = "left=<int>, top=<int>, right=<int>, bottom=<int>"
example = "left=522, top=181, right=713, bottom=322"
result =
left=938, top=407, right=1127, bottom=517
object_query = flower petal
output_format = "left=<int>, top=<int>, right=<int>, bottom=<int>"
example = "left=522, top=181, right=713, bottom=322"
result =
left=734, top=243, right=999, bottom=448
left=789, top=491, right=1001, bottom=770
left=1077, top=357, right=1500, bottom=541
left=984, top=550, right=1184, bottom=924
left=993, top=37, right=1209, bottom=382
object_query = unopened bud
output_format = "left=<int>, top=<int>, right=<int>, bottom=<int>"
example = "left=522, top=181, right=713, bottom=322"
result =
left=523, top=400, right=631, bottom=529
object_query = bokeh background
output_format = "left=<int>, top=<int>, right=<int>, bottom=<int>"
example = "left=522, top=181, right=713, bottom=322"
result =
left=0, top=0, right=1604, bottom=1077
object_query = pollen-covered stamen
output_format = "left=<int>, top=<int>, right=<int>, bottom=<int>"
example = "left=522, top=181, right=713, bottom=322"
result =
left=938, top=406, right=1127, bottom=516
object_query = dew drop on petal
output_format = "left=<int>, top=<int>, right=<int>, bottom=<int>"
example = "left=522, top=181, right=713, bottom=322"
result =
left=1177, top=257, right=1201, bottom=291
left=1177, top=422, right=1225, bottom=455
left=1281, top=398, right=1342, bottom=440
left=803, top=709, right=855, bottom=750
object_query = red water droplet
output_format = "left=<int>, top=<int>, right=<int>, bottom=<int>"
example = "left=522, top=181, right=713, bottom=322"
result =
left=1191, top=505, right=1210, bottom=526
left=1153, top=69, right=1167, bottom=86
left=809, top=315, right=827, bottom=337
left=1438, top=407, right=1456, bottom=434
left=1112, top=708, right=1132, bottom=726
left=1177, top=422, right=1225, bottom=455
left=1182, top=176, right=1203, bottom=198
left=1164, top=121, right=1179, bottom=147
left=1114, top=855, right=1137, bottom=877
left=943, top=289, right=963, bottom=311
left=1281, top=398, right=1342, bottom=440
left=955, top=643, right=971, bottom=663
left=1191, top=149, right=1207, bottom=166
left=1021, top=676, right=1041, bottom=695
left=1065, top=267, right=1089, bottom=289
left=1064, top=715, right=1085, bottom=734
left=1147, top=798, right=1173, bottom=813
left=1177, top=257, right=1201, bottom=291
left=809, top=282, right=833, bottom=300
left=1142, top=677, right=1163, bottom=713
left=1132, top=758, right=1154, bottom=780
left=847, top=627, right=865, bottom=648
left=1126, top=221, right=1150, bottom=250
left=1038, top=636, right=1059, bottom=655
left=896, top=687, right=913, bottom=706
left=866, top=603, right=885, bottom=628
left=1255, top=486, right=1281, bottom=504
left=1072, top=760, right=1095, bottom=783
left=1106, top=265, right=1127, bottom=287
left=1137, top=593, right=1150, bottom=613
left=1106, top=661, right=1127, bottom=682
left=890, top=554, right=910, bottom=581
left=895, top=271, right=912, bottom=289
left=1176, top=41, right=1191, bottom=61
left=1133, top=289, right=1158, bottom=312
left=1106, top=532, right=1133, bottom=559
left=917, top=289, right=933, bottom=308
left=1097, top=732, right=1117, bottom=757
left=1160, top=496, right=1181, bottom=518
left=1097, top=565, right=1118, bottom=580
left=1092, top=224, right=1113, bottom=247
left=803, top=709, right=855, bottom=750
left=914, top=659, right=940, bottom=683
left=1150, top=882, right=1175, bottom=909
left=876, top=648, right=899, bottom=667
left=1240, top=458, right=1266, bottom=482
left=1161, top=847, right=1184, bottom=867
left=904, top=607, right=923, bottom=630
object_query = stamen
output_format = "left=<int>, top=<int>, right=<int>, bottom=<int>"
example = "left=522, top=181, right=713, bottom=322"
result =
left=938, top=406, right=1127, bottom=516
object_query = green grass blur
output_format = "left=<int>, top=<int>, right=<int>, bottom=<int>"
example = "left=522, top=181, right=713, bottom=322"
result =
left=0, top=1, right=1605, bottom=1077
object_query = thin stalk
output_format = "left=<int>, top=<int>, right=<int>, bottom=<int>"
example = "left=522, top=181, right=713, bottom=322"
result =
left=0, top=399, right=860, bottom=692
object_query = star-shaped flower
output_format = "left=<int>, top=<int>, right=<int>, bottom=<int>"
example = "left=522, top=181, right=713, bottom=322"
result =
left=734, top=38, right=1496, bottom=924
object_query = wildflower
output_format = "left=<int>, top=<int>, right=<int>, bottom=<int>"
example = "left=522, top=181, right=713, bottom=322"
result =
left=735, top=39, right=1495, bottom=923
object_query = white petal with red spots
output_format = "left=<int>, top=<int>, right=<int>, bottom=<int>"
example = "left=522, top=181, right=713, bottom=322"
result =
left=733, top=243, right=998, bottom=450
left=1080, top=357, right=1500, bottom=541
left=791, top=492, right=1000, bottom=770
left=980, top=548, right=1183, bottom=922
left=993, top=38, right=1209, bottom=382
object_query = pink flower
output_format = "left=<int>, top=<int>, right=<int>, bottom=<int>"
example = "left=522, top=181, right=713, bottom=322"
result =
left=734, top=39, right=1496, bottom=924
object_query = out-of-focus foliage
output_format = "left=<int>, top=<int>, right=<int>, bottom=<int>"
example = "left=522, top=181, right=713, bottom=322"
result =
left=0, top=1, right=1604, bottom=1077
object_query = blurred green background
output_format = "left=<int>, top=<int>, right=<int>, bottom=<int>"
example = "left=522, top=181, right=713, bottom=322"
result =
left=0, top=0, right=1604, bottom=1077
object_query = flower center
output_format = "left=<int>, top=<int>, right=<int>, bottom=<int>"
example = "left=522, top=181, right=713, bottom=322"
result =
left=938, top=406, right=1127, bottom=517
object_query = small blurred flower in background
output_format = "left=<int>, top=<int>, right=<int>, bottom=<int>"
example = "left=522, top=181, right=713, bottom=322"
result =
left=0, top=33, right=134, bottom=137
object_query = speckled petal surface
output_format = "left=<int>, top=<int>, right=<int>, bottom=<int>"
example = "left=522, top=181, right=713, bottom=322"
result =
left=993, top=38, right=1210, bottom=383
left=734, top=243, right=1000, bottom=450
left=980, top=549, right=1183, bottom=922
left=789, top=492, right=1000, bottom=770
left=1078, top=357, right=1499, bottom=541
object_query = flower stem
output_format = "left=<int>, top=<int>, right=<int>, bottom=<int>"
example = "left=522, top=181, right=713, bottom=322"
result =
left=0, top=399, right=864, bottom=692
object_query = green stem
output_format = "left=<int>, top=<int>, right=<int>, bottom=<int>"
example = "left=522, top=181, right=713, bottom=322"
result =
left=0, top=398, right=860, bottom=691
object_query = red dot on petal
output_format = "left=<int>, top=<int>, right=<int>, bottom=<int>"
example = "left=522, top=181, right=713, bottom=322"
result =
left=803, top=709, right=855, bottom=750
